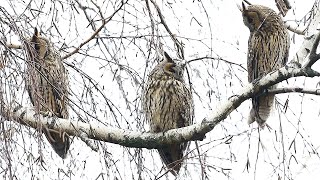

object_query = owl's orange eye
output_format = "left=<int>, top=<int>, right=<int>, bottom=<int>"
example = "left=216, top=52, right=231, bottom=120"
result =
left=247, top=17, right=254, bottom=24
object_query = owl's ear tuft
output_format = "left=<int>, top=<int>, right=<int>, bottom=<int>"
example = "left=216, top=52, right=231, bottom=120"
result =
left=31, top=27, right=40, bottom=44
left=163, top=51, right=174, bottom=63
left=34, top=28, right=39, bottom=37
left=241, top=2, right=247, bottom=12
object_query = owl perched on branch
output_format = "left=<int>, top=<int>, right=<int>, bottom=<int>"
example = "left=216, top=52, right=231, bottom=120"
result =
left=142, top=52, right=194, bottom=175
left=25, top=28, right=70, bottom=159
left=241, top=3, right=290, bottom=128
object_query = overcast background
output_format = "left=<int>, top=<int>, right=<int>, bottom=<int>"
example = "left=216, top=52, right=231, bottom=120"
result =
left=1, top=0, right=320, bottom=179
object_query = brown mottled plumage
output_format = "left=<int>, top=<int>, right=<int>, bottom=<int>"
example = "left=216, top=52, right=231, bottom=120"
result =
left=26, top=28, right=70, bottom=158
left=142, top=52, right=194, bottom=175
left=242, top=3, right=290, bottom=127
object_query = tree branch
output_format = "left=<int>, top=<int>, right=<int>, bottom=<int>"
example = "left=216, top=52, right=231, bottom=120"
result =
left=275, top=0, right=291, bottom=16
left=6, top=43, right=23, bottom=49
left=186, top=56, right=246, bottom=71
left=303, top=31, right=320, bottom=68
left=284, top=22, right=306, bottom=35
left=268, top=87, right=320, bottom=95
left=149, top=0, right=184, bottom=59
left=1, top=65, right=319, bottom=149
left=293, top=3, right=320, bottom=65
left=62, top=0, right=127, bottom=60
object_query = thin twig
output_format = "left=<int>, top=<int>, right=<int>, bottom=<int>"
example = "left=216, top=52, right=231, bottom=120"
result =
left=149, top=0, right=184, bottom=59
left=187, top=56, right=246, bottom=71
left=243, top=0, right=252, bottom=5
left=62, top=1, right=127, bottom=60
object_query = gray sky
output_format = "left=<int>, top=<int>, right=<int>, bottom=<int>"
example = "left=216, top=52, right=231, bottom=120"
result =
left=1, top=0, right=320, bottom=179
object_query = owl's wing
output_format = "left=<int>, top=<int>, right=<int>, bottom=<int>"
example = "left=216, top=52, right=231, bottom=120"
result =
left=247, top=37, right=261, bottom=117
left=282, top=35, right=290, bottom=66
left=178, top=85, right=194, bottom=127
left=247, top=36, right=259, bottom=83
left=48, top=59, right=69, bottom=119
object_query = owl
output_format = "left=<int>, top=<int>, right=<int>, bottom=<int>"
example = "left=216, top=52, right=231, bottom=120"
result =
left=26, top=28, right=70, bottom=158
left=142, top=52, right=194, bottom=175
left=241, top=3, right=290, bottom=128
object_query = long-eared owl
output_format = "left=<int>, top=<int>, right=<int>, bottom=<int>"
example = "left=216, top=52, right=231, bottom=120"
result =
left=26, top=28, right=70, bottom=158
left=242, top=3, right=290, bottom=128
left=142, top=52, right=194, bottom=175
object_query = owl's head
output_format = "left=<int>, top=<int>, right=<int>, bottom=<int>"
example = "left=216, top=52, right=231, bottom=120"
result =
left=241, top=2, right=283, bottom=32
left=31, top=28, right=51, bottom=60
left=161, top=51, right=184, bottom=81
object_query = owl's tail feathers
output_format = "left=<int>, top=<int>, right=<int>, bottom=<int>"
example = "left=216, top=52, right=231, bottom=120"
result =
left=158, top=143, right=186, bottom=176
left=248, top=94, right=275, bottom=129
left=43, top=127, right=70, bottom=159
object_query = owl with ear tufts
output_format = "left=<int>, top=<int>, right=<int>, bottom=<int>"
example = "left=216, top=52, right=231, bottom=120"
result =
left=25, top=27, right=70, bottom=159
left=142, top=51, right=194, bottom=175
left=241, top=2, right=290, bottom=128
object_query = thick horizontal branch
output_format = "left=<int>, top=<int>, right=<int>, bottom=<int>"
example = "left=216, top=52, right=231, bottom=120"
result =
left=0, top=105, right=207, bottom=149
left=1, top=65, right=319, bottom=149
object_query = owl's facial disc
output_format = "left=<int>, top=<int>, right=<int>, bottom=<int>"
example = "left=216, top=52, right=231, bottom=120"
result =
left=163, top=62, right=184, bottom=81
left=37, top=40, right=48, bottom=60
left=164, top=62, right=176, bottom=74
left=243, top=10, right=262, bottom=32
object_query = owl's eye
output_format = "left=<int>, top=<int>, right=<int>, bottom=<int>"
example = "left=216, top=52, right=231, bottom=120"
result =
left=34, top=42, right=40, bottom=51
left=247, top=17, right=254, bottom=24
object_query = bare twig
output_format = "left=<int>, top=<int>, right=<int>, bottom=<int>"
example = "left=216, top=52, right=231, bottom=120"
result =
left=243, top=0, right=252, bottom=5
left=62, top=1, right=127, bottom=60
left=187, top=56, right=246, bottom=71
left=149, top=0, right=184, bottom=59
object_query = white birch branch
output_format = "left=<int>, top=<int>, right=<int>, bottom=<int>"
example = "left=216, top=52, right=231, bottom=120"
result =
left=268, top=87, right=320, bottom=95
left=293, top=2, right=320, bottom=65
left=1, top=65, right=319, bottom=149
